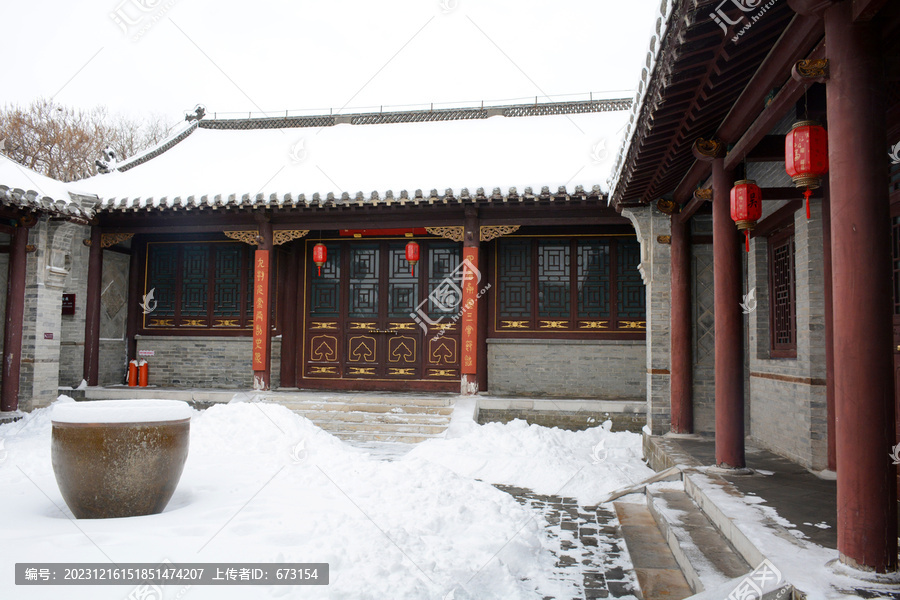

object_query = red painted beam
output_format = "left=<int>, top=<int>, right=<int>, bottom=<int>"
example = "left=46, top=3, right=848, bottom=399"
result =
left=674, top=15, right=824, bottom=203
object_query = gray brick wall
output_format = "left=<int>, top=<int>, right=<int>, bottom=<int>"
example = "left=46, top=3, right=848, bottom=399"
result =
left=747, top=202, right=828, bottom=470
left=134, top=336, right=282, bottom=389
left=487, top=339, right=645, bottom=399
left=622, top=205, right=672, bottom=435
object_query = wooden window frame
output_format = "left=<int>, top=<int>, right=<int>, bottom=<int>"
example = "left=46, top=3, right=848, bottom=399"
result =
left=140, top=240, right=280, bottom=336
left=767, top=226, right=797, bottom=358
left=491, top=236, right=646, bottom=339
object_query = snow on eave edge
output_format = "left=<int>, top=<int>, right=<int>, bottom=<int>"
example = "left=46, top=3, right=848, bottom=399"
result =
left=98, top=184, right=609, bottom=212
left=607, top=0, right=675, bottom=208
left=115, top=120, right=199, bottom=173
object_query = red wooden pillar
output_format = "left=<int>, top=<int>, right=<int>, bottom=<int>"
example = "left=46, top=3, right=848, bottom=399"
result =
left=712, top=158, right=745, bottom=469
left=821, top=182, right=836, bottom=472
left=460, top=207, right=480, bottom=395
left=670, top=214, right=693, bottom=433
left=83, top=226, right=103, bottom=387
left=1, top=220, right=30, bottom=412
left=253, top=221, right=274, bottom=390
left=280, top=243, right=299, bottom=389
left=824, top=1, right=897, bottom=572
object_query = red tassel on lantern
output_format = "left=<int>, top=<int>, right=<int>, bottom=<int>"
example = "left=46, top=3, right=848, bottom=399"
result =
left=405, top=241, right=420, bottom=276
left=312, top=243, right=327, bottom=276
left=731, top=180, right=763, bottom=253
left=785, top=120, right=828, bottom=219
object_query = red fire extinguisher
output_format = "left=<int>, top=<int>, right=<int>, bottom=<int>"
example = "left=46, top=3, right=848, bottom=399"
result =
left=138, top=359, right=149, bottom=387
left=128, top=360, right=139, bottom=387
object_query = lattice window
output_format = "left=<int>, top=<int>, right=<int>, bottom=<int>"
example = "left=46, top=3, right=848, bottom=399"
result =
left=144, top=241, right=259, bottom=331
left=497, top=240, right=532, bottom=319
left=427, top=242, right=461, bottom=319
left=348, top=245, right=379, bottom=318
left=577, top=240, right=610, bottom=318
left=617, top=241, right=645, bottom=318
left=768, top=228, right=797, bottom=357
left=310, top=243, right=341, bottom=317
left=893, top=216, right=900, bottom=316
left=388, top=242, right=418, bottom=318
left=495, top=237, right=644, bottom=334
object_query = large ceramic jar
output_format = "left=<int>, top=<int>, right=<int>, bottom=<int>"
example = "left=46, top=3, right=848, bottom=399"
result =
left=51, top=400, right=192, bottom=519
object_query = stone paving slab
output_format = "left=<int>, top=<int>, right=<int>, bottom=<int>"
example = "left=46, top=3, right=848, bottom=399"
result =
left=494, top=484, right=642, bottom=600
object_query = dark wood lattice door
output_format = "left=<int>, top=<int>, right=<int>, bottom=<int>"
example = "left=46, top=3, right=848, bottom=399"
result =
left=893, top=215, right=900, bottom=462
left=303, top=239, right=462, bottom=385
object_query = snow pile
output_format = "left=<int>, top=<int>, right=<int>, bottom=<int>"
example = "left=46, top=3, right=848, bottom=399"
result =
left=407, top=419, right=654, bottom=505
left=51, top=399, right=192, bottom=423
left=0, top=400, right=566, bottom=599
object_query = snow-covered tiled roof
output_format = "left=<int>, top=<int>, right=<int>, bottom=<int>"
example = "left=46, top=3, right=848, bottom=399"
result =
left=72, top=99, right=631, bottom=212
left=0, top=155, right=90, bottom=220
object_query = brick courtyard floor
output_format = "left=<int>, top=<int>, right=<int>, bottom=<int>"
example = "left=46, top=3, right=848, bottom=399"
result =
left=494, top=484, right=641, bottom=600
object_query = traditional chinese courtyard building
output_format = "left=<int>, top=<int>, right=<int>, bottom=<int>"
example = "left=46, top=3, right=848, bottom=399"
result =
left=0, top=0, right=897, bottom=579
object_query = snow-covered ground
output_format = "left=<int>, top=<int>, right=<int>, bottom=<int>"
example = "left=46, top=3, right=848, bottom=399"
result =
left=0, top=397, right=650, bottom=599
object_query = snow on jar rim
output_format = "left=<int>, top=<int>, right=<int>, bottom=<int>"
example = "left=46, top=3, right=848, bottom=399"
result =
left=51, top=400, right=193, bottom=424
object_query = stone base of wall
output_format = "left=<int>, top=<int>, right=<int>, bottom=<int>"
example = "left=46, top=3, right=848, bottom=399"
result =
left=749, top=374, right=827, bottom=470
left=487, top=338, right=646, bottom=398
left=478, top=408, right=645, bottom=432
left=134, top=336, right=282, bottom=389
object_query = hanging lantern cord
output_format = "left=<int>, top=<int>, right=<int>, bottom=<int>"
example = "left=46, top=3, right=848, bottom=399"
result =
left=803, top=188, right=812, bottom=219
left=318, top=265, right=322, bottom=277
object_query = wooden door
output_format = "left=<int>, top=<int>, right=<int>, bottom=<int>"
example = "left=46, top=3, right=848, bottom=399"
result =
left=302, top=238, right=462, bottom=388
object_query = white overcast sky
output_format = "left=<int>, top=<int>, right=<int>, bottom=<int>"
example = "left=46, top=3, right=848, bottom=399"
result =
left=3, top=0, right=660, bottom=128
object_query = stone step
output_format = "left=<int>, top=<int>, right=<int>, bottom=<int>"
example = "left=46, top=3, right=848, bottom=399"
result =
left=319, top=421, right=449, bottom=435
left=298, top=410, right=452, bottom=425
left=273, top=401, right=454, bottom=416
left=647, top=487, right=752, bottom=594
left=332, top=431, right=436, bottom=444
left=282, top=394, right=454, bottom=407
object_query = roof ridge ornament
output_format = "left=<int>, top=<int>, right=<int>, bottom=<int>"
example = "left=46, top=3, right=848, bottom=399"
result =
left=185, top=105, right=206, bottom=122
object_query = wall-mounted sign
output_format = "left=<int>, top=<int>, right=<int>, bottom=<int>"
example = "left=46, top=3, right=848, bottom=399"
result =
left=138, top=350, right=155, bottom=357
left=61, top=294, right=75, bottom=315
left=43, top=333, right=53, bottom=340
left=252, top=250, right=269, bottom=370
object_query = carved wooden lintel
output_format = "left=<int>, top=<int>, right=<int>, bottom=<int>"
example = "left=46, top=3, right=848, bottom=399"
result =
left=792, top=58, right=829, bottom=84
left=224, top=230, right=261, bottom=245
left=273, top=230, right=309, bottom=246
left=694, top=188, right=713, bottom=202
left=656, top=198, right=678, bottom=215
left=480, top=225, right=520, bottom=242
left=101, top=233, right=135, bottom=248
left=692, top=138, right=726, bottom=162
left=425, top=226, right=464, bottom=242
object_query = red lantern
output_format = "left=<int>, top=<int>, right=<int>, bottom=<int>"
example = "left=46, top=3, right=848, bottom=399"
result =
left=312, top=243, right=327, bottom=276
left=405, top=241, right=419, bottom=276
left=785, top=120, right=828, bottom=219
left=731, top=179, right=763, bottom=253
